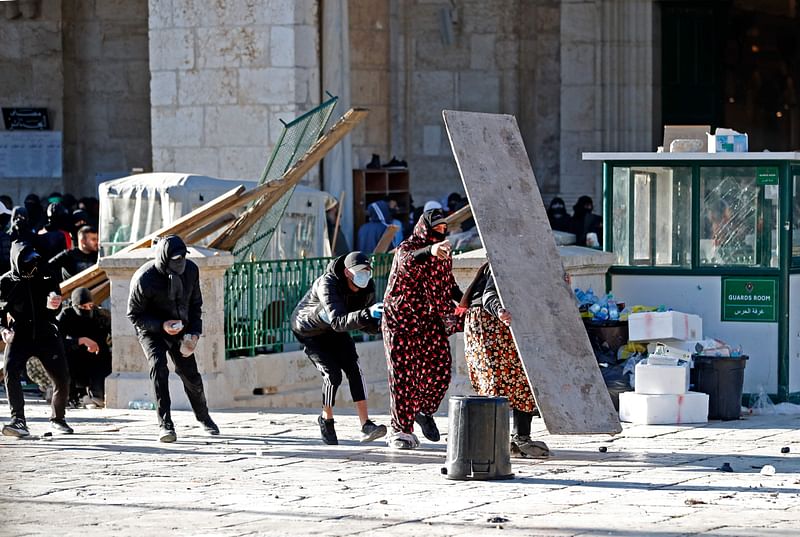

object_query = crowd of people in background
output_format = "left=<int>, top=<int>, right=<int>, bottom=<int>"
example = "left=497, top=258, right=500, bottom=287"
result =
left=0, top=192, right=109, bottom=438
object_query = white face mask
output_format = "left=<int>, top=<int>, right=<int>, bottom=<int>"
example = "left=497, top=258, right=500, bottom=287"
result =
left=351, top=269, right=372, bottom=289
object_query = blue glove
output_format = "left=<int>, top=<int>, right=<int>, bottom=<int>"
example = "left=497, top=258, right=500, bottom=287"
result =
left=368, top=302, right=384, bottom=319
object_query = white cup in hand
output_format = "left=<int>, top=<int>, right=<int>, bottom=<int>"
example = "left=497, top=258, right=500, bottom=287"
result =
left=46, top=292, right=62, bottom=310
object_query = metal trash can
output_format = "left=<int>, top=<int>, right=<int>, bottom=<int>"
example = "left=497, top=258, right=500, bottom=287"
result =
left=441, top=395, right=514, bottom=481
left=690, top=355, right=749, bottom=420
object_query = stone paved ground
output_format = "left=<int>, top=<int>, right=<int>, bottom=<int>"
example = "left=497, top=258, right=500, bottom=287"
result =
left=1, top=396, right=798, bottom=537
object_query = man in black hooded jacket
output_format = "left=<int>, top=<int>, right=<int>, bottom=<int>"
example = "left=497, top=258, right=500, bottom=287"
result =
left=127, top=235, right=218, bottom=442
left=290, top=251, right=387, bottom=445
left=0, top=241, right=73, bottom=437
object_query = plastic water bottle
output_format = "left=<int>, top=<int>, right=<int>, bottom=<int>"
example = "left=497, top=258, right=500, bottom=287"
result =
left=607, top=294, right=619, bottom=321
left=128, top=400, right=156, bottom=410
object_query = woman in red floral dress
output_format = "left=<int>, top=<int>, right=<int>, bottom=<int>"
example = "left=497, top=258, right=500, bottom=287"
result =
left=461, top=262, right=549, bottom=458
left=382, top=209, right=464, bottom=449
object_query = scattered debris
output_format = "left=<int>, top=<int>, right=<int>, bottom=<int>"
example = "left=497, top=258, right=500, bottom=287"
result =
left=685, top=499, right=707, bottom=506
left=379, top=499, right=388, bottom=505
left=487, top=516, right=509, bottom=523
left=720, top=494, right=736, bottom=499
left=760, top=465, right=777, bottom=476
left=718, top=462, right=734, bottom=473
left=598, top=446, right=608, bottom=453
left=780, top=447, right=790, bottom=454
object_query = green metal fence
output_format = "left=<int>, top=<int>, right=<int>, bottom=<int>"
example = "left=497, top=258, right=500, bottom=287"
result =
left=224, top=253, right=395, bottom=358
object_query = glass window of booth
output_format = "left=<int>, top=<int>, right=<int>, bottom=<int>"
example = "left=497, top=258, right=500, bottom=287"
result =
left=793, top=169, right=800, bottom=265
left=699, top=167, right=778, bottom=268
left=611, top=166, right=692, bottom=267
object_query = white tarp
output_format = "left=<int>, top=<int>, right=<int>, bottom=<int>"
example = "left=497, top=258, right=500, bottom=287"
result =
left=98, top=172, right=334, bottom=259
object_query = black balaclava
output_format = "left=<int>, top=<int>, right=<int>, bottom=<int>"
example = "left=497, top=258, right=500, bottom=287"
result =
left=46, top=202, right=70, bottom=232
left=10, top=241, right=40, bottom=281
left=71, top=287, right=94, bottom=319
left=10, top=206, right=34, bottom=242
left=154, top=235, right=189, bottom=322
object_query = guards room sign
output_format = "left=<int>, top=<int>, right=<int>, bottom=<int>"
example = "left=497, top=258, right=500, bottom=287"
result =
left=721, top=277, right=777, bottom=322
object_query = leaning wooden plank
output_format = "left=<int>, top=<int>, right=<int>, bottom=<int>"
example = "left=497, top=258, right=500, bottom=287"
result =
left=210, top=108, right=370, bottom=251
left=59, top=185, right=247, bottom=297
left=91, top=280, right=110, bottom=304
left=373, top=224, right=400, bottom=254
left=443, top=110, right=621, bottom=435
left=444, top=204, right=472, bottom=228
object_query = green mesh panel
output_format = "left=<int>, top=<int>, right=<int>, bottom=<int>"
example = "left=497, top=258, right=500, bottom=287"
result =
left=232, top=95, right=338, bottom=262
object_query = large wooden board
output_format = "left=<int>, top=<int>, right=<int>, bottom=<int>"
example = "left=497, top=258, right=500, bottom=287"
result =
left=443, top=110, right=621, bottom=435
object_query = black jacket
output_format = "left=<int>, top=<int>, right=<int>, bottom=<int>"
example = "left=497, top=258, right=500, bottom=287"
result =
left=0, top=241, right=61, bottom=342
left=127, top=236, right=202, bottom=337
left=57, top=306, right=112, bottom=357
left=49, top=247, right=98, bottom=282
left=465, top=264, right=503, bottom=318
left=290, top=255, right=380, bottom=338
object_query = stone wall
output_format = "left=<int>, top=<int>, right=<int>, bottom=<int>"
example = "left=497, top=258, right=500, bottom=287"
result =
left=0, top=0, right=65, bottom=201
left=62, top=0, right=152, bottom=196
left=148, top=0, right=322, bottom=184
left=348, top=0, right=391, bottom=168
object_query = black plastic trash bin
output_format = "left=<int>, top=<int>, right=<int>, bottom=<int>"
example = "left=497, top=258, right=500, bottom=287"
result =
left=690, top=355, right=748, bottom=420
left=583, top=319, right=629, bottom=354
left=441, top=396, right=514, bottom=481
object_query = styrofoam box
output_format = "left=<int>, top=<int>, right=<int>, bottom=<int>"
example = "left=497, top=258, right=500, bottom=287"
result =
left=646, top=340, right=699, bottom=358
left=619, top=392, right=709, bottom=424
left=628, top=311, right=702, bottom=342
left=635, top=362, right=689, bottom=395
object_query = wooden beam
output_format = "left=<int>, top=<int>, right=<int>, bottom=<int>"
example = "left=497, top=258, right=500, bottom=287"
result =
left=444, top=204, right=472, bottom=228
left=210, top=108, right=369, bottom=251
left=331, top=190, right=345, bottom=254
left=372, top=224, right=400, bottom=254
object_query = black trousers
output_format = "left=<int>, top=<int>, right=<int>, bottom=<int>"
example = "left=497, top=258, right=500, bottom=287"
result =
left=294, top=331, right=367, bottom=407
left=3, top=337, right=70, bottom=422
left=137, top=333, right=210, bottom=427
left=513, top=408, right=533, bottom=437
left=66, top=349, right=112, bottom=399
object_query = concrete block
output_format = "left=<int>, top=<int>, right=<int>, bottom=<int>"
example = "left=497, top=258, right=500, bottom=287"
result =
left=178, top=68, right=238, bottom=105
left=239, top=67, right=295, bottom=104
left=458, top=71, right=500, bottom=113
left=0, top=24, right=22, bottom=59
left=173, top=147, right=220, bottom=176
left=294, top=24, right=318, bottom=68
left=150, top=71, right=178, bottom=106
left=412, top=71, right=454, bottom=124
left=561, top=1, right=597, bottom=44
left=561, top=43, right=594, bottom=85
left=148, top=0, right=172, bottom=29
left=270, top=25, right=295, bottom=67
left=148, top=28, right=194, bottom=70
left=469, top=34, right=496, bottom=70
left=635, top=363, right=689, bottom=395
left=21, top=22, right=62, bottom=58
left=219, top=146, right=268, bottom=183
left=619, top=392, right=708, bottom=425
left=204, top=105, right=269, bottom=147
left=171, top=0, right=203, bottom=28
left=256, top=0, right=296, bottom=25
left=152, top=147, right=176, bottom=171
left=423, top=125, right=442, bottom=156
left=151, top=106, right=204, bottom=147
left=196, top=26, right=267, bottom=69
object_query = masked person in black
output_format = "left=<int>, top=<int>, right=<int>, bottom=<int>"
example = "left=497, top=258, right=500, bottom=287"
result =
left=127, top=235, right=218, bottom=442
left=37, top=202, right=73, bottom=261
left=290, top=251, right=387, bottom=445
left=57, top=287, right=112, bottom=407
left=0, top=241, right=73, bottom=437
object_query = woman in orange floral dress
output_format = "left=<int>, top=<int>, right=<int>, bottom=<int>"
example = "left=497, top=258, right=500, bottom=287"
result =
left=461, top=262, right=549, bottom=458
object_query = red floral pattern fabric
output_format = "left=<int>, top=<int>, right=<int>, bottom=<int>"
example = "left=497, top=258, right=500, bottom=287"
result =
left=464, top=307, right=536, bottom=414
left=382, top=215, right=463, bottom=434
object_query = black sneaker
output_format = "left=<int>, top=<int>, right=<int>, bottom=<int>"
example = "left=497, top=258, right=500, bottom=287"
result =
left=384, top=156, right=407, bottom=169
left=200, top=416, right=219, bottom=436
left=414, top=413, right=440, bottom=442
left=159, top=422, right=177, bottom=443
left=317, top=415, right=338, bottom=445
left=2, top=419, right=30, bottom=438
left=366, top=154, right=381, bottom=170
left=360, top=419, right=387, bottom=443
left=50, top=418, right=74, bottom=435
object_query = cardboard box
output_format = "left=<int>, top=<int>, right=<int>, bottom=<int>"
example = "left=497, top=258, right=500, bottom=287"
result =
left=628, top=311, right=702, bottom=342
left=619, top=392, right=709, bottom=424
left=635, top=362, right=690, bottom=395
left=708, top=131, right=748, bottom=153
